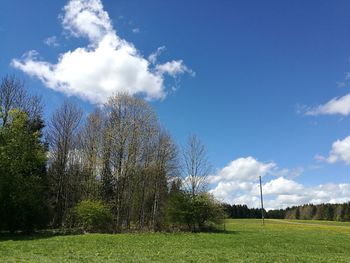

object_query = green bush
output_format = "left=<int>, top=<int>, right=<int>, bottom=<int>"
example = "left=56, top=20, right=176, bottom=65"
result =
left=74, top=200, right=113, bottom=233
left=193, top=193, right=225, bottom=229
left=166, top=190, right=224, bottom=232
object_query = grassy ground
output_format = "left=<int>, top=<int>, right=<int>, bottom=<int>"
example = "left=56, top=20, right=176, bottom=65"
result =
left=1, top=219, right=350, bottom=262
left=279, top=219, right=350, bottom=227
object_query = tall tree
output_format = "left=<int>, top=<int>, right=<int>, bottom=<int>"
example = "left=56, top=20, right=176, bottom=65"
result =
left=103, top=94, right=159, bottom=230
left=182, top=134, right=211, bottom=197
left=79, top=110, right=103, bottom=200
left=150, top=130, right=178, bottom=230
left=47, top=100, right=83, bottom=226
left=0, top=110, right=48, bottom=232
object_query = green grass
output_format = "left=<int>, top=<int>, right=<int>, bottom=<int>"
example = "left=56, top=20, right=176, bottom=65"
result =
left=1, top=219, right=350, bottom=262
left=281, top=219, right=350, bottom=227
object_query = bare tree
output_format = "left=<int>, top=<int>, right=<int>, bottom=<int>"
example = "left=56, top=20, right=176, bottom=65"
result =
left=0, top=75, right=42, bottom=126
left=150, top=129, right=178, bottom=230
left=79, top=109, right=103, bottom=199
left=182, top=134, right=211, bottom=197
left=47, top=100, right=83, bottom=226
left=103, top=94, right=159, bottom=230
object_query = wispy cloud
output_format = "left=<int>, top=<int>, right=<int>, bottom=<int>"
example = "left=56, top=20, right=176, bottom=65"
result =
left=305, top=93, right=350, bottom=116
left=44, top=36, right=59, bottom=47
left=12, top=0, right=192, bottom=104
left=148, top=46, right=166, bottom=64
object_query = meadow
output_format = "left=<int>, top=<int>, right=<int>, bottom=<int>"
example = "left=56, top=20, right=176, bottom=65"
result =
left=1, top=219, right=350, bottom=262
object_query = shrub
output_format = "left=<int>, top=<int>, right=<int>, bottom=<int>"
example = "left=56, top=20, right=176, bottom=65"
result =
left=193, top=193, right=225, bottom=229
left=166, top=190, right=224, bottom=232
left=74, top=200, right=113, bottom=233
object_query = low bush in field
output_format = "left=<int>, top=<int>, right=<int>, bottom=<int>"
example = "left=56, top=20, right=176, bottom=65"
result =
left=66, top=200, right=113, bottom=233
left=166, top=190, right=224, bottom=232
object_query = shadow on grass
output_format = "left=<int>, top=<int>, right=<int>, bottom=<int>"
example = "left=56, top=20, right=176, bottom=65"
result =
left=0, top=229, right=81, bottom=242
left=0, top=228, right=239, bottom=242
left=0, top=233, right=54, bottom=242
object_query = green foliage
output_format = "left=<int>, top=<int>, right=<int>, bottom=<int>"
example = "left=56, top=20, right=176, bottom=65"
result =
left=0, top=110, right=48, bottom=232
left=73, top=200, right=114, bottom=233
left=192, top=194, right=224, bottom=229
left=165, top=188, right=193, bottom=229
left=166, top=187, right=224, bottom=231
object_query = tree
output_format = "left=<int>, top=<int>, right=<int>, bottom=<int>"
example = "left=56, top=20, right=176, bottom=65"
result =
left=166, top=187, right=224, bottom=231
left=182, top=134, right=211, bottom=197
left=47, top=100, right=83, bottom=226
left=0, top=110, right=48, bottom=232
left=78, top=110, right=103, bottom=200
left=166, top=134, right=223, bottom=232
left=149, top=130, right=178, bottom=230
left=165, top=186, right=194, bottom=230
left=0, top=75, right=42, bottom=127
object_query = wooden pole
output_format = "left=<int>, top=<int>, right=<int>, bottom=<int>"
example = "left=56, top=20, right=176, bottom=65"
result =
left=259, top=176, right=265, bottom=225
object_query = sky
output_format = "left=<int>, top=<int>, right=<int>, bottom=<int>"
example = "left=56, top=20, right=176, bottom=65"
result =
left=1, top=0, right=350, bottom=209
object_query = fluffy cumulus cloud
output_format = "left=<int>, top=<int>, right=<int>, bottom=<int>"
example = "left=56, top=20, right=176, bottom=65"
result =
left=306, top=93, right=350, bottom=116
left=209, top=157, right=275, bottom=183
left=263, top=177, right=304, bottom=195
left=317, top=135, right=350, bottom=165
left=12, top=0, right=192, bottom=104
left=209, top=157, right=276, bottom=207
left=209, top=156, right=350, bottom=210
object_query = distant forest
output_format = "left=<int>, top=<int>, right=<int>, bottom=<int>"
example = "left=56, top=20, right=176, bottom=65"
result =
left=223, top=203, right=350, bottom=221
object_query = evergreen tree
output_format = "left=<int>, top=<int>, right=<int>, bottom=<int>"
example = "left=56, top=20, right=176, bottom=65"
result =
left=0, top=110, right=48, bottom=232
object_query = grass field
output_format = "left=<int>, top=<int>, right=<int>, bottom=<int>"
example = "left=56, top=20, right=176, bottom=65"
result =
left=1, top=219, right=350, bottom=262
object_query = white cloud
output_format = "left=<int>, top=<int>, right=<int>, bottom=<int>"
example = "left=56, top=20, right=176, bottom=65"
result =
left=263, top=177, right=304, bottom=195
left=61, top=0, right=112, bottom=42
left=213, top=156, right=276, bottom=182
left=148, top=46, right=166, bottom=64
left=309, top=184, right=350, bottom=204
left=265, top=195, right=310, bottom=210
left=209, top=157, right=276, bottom=206
left=315, top=135, right=350, bottom=165
left=306, top=93, right=350, bottom=116
left=44, top=36, right=59, bottom=47
left=156, top=60, right=195, bottom=77
left=12, top=0, right=192, bottom=104
left=326, top=135, right=350, bottom=165
left=210, top=156, right=350, bottom=210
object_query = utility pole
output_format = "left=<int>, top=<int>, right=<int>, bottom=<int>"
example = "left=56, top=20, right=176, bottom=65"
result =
left=259, top=176, right=265, bottom=225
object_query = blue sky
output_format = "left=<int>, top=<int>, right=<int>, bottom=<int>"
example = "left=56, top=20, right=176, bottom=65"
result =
left=1, top=0, right=350, bottom=209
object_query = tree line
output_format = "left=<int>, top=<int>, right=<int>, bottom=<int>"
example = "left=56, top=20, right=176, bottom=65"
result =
left=268, top=203, right=350, bottom=221
left=0, top=75, right=223, bottom=233
left=222, top=204, right=265, bottom=219
left=223, top=203, right=350, bottom=222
